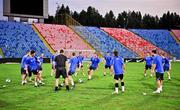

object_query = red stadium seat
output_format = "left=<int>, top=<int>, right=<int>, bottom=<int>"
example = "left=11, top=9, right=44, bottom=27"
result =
left=34, top=24, right=93, bottom=57
left=172, top=30, right=180, bottom=42
left=102, top=28, right=170, bottom=57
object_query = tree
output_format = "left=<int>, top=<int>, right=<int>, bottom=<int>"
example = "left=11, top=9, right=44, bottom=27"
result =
left=44, top=15, right=54, bottom=24
left=104, top=10, right=117, bottom=27
left=51, top=4, right=180, bottom=29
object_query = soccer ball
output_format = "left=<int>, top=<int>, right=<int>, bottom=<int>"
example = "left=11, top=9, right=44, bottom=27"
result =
left=143, top=92, right=147, bottom=95
left=78, top=79, right=83, bottom=83
left=5, top=79, right=11, bottom=83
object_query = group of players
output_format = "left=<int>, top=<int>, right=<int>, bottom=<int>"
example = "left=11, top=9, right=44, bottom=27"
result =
left=49, top=49, right=126, bottom=93
left=144, top=50, right=171, bottom=93
left=20, top=49, right=171, bottom=94
left=20, top=50, right=45, bottom=87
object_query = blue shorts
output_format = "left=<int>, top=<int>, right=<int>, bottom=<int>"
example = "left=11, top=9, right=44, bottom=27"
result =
left=68, top=71, right=75, bottom=76
left=145, top=65, right=152, bottom=70
left=114, top=74, right=124, bottom=80
left=89, top=66, right=97, bottom=70
left=31, top=70, right=39, bottom=75
left=38, top=66, right=42, bottom=71
left=21, top=68, right=26, bottom=74
left=105, top=65, right=112, bottom=69
left=156, top=72, right=164, bottom=80
left=164, top=66, right=169, bottom=71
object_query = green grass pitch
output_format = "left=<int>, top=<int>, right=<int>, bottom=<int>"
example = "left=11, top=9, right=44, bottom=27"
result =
left=0, top=62, right=180, bottom=110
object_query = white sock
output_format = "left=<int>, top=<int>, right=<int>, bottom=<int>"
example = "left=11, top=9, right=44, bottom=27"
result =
left=160, top=85, right=163, bottom=91
left=115, top=87, right=119, bottom=92
left=24, top=80, right=27, bottom=83
left=88, top=75, right=91, bottom=79
left=157, top=88, right=161, bottom=92
left=39, top=80, right=42, bottom=83
left=168, top=76, right=171, bottom=79
left=71, top=79, right=74, bottom=86
left=122, top=86, right=125, bottom=92
left=35, top=82, right=38, bottom=86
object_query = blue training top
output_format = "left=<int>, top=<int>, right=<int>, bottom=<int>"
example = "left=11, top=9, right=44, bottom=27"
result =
left=104, top=55, right=113, bottom=66
left=153, top=55, right=164, bottom=73
left=21, top=55, right=28, bottom=68
left=90, top=57, right=100, bottom=68
left=77, top=55, right=84, bottom=64
left=69, top=56, right=79, bottom=72
left=112, top=56, right=124, bottom=75
left=144, top=56, right=153, bottom=66
left=38, top=57, right=44, bottom=66
left=26, top=56, right=39, bottom=71
left=163, top=57, right=170, bottom=67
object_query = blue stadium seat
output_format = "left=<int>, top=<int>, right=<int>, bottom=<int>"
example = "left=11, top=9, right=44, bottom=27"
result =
left=76, top=26, right=138, bottom=58
left=0, top=21, right=51, bottom=58
left=130, top=29, right=180, bottom=59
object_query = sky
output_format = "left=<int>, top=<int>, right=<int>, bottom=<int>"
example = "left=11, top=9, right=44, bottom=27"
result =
left=0, top=0, right=180, bottom=20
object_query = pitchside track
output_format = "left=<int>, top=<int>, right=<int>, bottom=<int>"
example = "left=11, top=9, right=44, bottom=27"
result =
left=0, top=62, right=180, bottom=110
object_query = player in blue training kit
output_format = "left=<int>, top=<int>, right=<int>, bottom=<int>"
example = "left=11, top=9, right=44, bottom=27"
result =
left=50, top=51, right=58, bottom=76
left=144, top=52, right=153, bottom=77
left=38, top=53, right=44, bottom=81
left=103, top=52, right=113, bottom=76
left=152, top=50, right=164, bottom=93
left=68, top=52, right=79, bottom=88
left=161, top=53, right=171, bottom=80
left=20, top=51, right=30, bottom=85
left=112, top=50, right=125, bottom=94
left=76, top=52, right=84, bottom=76
left=88, top=52, right=100, bottom=80
left=25, top=50, right=42, bottom=87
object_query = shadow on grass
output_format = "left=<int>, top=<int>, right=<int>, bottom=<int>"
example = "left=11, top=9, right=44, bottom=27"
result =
left=83, top=86, right=112, bottom=90
left=0, top=100, right=15, bottom=108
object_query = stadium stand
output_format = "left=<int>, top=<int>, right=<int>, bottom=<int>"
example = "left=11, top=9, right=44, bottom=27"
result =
left=0, top=21, right=51, bottom=58
left=34, top=24, right=94, bottom=57
left=130, top=29, right=180, bottom=59
left=102, top=28, right=170, bottom=57
left=171, top=30, right=180, bottom=42
left=72, top=26, right=102, bottom=53
left=86, top=26, right=138, bottom=58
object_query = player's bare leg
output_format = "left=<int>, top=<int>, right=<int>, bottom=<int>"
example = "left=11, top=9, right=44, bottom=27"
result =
left=68, top=76, right=75, bottom=88
left=110, top=66, right=113, bottom=76
left=167, top=71, right=171, bottom=80
left=55, top=78, right=59, bottom=91
left=88, top=69, right=93, bottom=80
left=21, top=74, right=27, bottom=85
left=75, top=68, right=79, bottom=77
left=39, top=71, right=43, bottom=80
left=34, top=75, right=38, bottom=87
left=144, top=68, right=147, bottom=77
left=37, top=72, right=45, bottom=85
left=160, top=80, right=163, bottom=92
left=103, top=68, right=107, bottom=76
left=65, top=77, right=70, bottom=91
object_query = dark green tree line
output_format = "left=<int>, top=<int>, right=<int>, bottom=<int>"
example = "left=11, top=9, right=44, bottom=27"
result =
left=45, top=4, right=180, bottom=29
